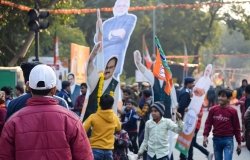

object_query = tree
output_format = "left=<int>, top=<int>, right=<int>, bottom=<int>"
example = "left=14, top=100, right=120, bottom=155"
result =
left=224, top=3, right=250, bottom=39
left=127, top=0, right=223, bottom=77
left=0, top=0, right=85, bottom=66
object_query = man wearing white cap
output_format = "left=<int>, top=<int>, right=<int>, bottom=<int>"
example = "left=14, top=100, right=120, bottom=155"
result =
left=6, top=62, right=68, bottom=121
left=0, top=64, right=93, bottom=160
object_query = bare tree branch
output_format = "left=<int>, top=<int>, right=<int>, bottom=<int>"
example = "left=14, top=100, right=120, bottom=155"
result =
left=8, top=32, right=34, bottom=66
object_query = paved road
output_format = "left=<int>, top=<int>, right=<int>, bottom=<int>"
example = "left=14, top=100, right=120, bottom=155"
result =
left=129, top=106, right=250, bottom=160
left=173, top=107, right=250, bottom=160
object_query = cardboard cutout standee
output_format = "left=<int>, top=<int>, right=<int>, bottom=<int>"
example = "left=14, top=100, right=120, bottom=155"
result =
left=175, top=64, right=213, bottom=156
left=98, top=0, right=137, bottom=78
left=81, top=0, right=137, bottom=121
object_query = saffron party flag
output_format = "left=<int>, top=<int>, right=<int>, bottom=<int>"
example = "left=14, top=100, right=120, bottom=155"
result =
left=153, top=36, right=173, bottom=95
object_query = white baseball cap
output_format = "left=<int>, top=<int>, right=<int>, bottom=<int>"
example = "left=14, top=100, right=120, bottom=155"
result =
left=29, top=64, right=56, bottom=90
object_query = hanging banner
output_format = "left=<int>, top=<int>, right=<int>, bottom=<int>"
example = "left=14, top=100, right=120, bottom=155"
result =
left=70, top=43, right=90, bottom=84
left=175, top=64, right=213, bottom=156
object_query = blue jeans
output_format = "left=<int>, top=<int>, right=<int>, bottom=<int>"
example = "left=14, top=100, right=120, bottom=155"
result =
left=92, top=148, right=113, bottom=160
left=213, top=136, right=234, bottom=160
left=147, top=155, right=169, bottom=160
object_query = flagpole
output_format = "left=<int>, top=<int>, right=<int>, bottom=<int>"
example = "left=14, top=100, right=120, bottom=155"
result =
left=142, top=35, right=145, bottom=65
left=53, top=31, right=58, bottom=65
left=183, top=41, right=188, bottom=85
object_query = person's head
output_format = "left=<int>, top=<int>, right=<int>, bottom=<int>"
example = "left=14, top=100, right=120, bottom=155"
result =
left=184, top=77, right=195, bottom=89
left=218, top=89, right=232, bottom=107
left=100, top=94, right=114, bottom=110
left=143, top=89, right=151, bottom=99
left=204, top=64, right=212, bottom=77
left=245, top=84, right=250, bottom=96
left=174, top=83, right=180, bottom=90
left=80, top=83, right=87, bottom=95
left=142, top=82, right=150, bottom=90
left=120, top=82, right=126, bottom=91
left=123, top=88, right=131, bottom=100
left=28, top=64, right=57, bottom=96
left=67, top=73, right=75, bottom=86
left=104, top=57, right=118, bottom=80
left=0, top=91, right=5, bottom=105
left=242, top=79, right=248, bottom=87
left=15, top=85, right=24, bottom=97
left=142, top=102, right=150, bottom=113
left=1, top=86, right=13, bottom=99
left=20, top=61, right=41, bottom=84
left=126, top=99, right=136, bottom=110
left=113, top=0, right=130, bottom=16
left=151, top=102, right=165, bottom=120
left=132, top=83, right=138, bottom=91
left=62, top=81, right=71, bottom=93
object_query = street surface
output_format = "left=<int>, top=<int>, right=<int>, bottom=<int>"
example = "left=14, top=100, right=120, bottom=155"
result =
left=128, top=106, right=250, bottom=160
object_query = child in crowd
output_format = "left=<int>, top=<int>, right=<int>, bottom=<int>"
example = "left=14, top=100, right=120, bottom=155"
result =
left=84, top=94, right=121, bottom=160
left=138, top=102, right=183, bottom=160
left=122, top=99, right=139, bottom=154
left=137, top=102, right=151, bottom=146
left=113, top=129, right=130, bottom=160
left=203, top=89, right=241, bottom=160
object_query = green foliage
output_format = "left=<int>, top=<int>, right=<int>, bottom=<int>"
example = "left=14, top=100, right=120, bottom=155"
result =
left=0, top=4, right=29, bottom=65
left=2, top=0, right=250, bottom=83
left=224, top=4, right=250, bottom=40
left=0, top=0, right=85, bottom=66
left=76, top=0, right=224, bottom=78
left=28, top=25, right=86, bottom=59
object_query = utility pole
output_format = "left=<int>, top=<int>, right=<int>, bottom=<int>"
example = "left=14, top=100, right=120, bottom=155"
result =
left=34, top=1, right=39, bottom=61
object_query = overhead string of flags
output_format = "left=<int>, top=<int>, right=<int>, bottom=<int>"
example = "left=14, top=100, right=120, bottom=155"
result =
left=1, top=0, right=250, bottom=14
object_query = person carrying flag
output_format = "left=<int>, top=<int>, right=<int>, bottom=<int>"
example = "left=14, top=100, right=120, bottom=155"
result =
left=134, top=36, right=178, bottom=160
left=134, top=36, right=178, bottom=119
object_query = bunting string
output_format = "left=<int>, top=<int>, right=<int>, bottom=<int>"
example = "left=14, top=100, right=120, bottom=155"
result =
left=1, top=0, right=250, bottom=15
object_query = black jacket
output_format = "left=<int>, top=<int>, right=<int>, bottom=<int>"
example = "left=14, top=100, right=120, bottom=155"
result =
left=177, top=87, right=192, bottom=119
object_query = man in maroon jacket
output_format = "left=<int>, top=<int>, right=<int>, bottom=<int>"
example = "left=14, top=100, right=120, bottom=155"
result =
left=203, top=89, right=241, bottom=160
left=0, top=64, right=93, bottom=160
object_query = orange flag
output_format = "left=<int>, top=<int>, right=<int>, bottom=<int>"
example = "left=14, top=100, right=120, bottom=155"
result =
left=153, top=36, right=173, bottom=95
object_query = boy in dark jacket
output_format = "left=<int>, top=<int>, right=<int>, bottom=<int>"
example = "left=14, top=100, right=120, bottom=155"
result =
left=122, top=99, right=139, bottom=154
left=57, top=81, right=73, bottom=109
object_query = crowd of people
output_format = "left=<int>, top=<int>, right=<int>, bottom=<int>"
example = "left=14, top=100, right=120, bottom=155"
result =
left=0, top=61, right=250, bottom=160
